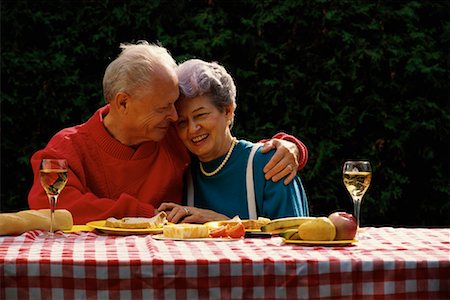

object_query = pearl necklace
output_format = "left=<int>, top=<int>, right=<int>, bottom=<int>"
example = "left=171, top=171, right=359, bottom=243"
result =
left=200, top=138, right=238, bottom=177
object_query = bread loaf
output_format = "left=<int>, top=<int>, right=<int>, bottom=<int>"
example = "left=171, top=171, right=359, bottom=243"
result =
left=163, top=224, right=209, bottom=239
left=0, top=209, right=73, bottom=235
left=0, top=214, right=28, bottom=235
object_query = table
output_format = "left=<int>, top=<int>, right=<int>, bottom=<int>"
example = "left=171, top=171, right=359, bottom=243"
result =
left=1, top=227, right=449, bottom=300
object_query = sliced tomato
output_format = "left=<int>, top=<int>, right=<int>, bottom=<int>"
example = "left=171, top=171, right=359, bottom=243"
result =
left=209, top=226, right=228, bottom=238
left=225, top=222, right=246, bottom=238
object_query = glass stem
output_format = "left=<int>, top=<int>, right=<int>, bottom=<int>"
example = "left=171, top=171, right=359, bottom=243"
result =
left=49, top=195, right=58, bottom=233
left=353, top=198, right=361, bottom=229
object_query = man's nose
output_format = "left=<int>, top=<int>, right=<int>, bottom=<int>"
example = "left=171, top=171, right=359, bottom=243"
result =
left=167, top=104, right=178, bottom=122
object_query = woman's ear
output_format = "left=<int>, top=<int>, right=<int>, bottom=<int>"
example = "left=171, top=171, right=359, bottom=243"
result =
left=225, top=104, right=235, bottom=117
left=225, top=104, right=235, bottom=127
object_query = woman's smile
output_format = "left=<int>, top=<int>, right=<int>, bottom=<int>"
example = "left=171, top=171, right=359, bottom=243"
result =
left=191, top=134, right=209, bottom=144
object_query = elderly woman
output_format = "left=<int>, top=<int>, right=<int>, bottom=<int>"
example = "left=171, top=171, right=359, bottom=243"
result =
left=159, top=59, right=309, bottom=223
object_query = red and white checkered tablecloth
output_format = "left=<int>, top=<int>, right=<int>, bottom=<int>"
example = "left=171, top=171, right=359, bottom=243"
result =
left=1, top=227, right=449, bottom=300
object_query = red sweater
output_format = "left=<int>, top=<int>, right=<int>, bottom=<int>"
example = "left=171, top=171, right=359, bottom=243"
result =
left=28, top=105, right=308, bottom=224
left=28, top=106, right=190, bottom=224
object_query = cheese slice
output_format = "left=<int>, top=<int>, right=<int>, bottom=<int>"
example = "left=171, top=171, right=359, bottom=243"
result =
left=163, top=224, right=209, bottom=239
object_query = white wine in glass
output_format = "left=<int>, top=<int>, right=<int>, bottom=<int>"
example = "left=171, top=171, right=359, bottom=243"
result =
left=39, top=159, right=68, bottom=236
left=343, top=160, right=372, bottom=233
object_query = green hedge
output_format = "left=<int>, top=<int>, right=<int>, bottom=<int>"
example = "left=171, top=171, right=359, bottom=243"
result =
left=2, top=0, right=449, bottom=226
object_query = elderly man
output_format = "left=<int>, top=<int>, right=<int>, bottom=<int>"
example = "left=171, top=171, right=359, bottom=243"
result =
left=28, top=41, right=308, bottom=224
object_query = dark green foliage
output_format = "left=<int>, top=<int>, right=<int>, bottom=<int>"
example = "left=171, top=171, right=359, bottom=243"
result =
left=2, top=0, right=449, bottom=226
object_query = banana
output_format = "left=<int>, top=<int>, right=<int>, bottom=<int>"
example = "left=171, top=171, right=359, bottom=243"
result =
left=279, top=228, right=302, bottom=240
left=290, top=232, right=300, bottom=240
left=269, top=226, right=300, bottom=234
left=260, top=216, right=315, bottom=233
left=279, top=228, right=298, bottom=239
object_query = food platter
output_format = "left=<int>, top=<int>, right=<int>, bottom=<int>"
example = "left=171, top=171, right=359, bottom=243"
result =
left=86, top=220, right=164, bottom=235
left=283, top=238, right=358, bottom=246
left=152, top=234, right=241, bottom=242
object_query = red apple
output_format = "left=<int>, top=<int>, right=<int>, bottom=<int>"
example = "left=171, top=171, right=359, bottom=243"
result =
left=328, top=212, right=357, bottom=240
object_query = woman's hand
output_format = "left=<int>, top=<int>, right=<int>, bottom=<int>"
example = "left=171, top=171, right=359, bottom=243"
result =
left=261, top=139, right=299, bottom=185
left=157, top=202, right=229, bottom=224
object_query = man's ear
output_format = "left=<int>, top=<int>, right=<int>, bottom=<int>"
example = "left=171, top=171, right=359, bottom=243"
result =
left=113, top=92, right=129, bottom=114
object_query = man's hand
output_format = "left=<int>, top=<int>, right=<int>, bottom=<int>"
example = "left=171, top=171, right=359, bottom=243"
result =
left=158, top=202, right=229, bottom=224
left=261, top=139, right=299, bottom=185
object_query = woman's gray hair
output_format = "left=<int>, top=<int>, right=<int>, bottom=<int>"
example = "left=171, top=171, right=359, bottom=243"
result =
left=102, top=41, right=177, bottom=102
left=177, top=59, right=237, bottom=113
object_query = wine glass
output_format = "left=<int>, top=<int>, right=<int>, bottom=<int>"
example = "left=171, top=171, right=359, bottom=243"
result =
left=39, top=159, right=68, bottom=237
left=342, top=160, right=372, bottom=236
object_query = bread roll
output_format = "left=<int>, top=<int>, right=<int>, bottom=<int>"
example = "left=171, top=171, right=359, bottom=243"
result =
left=163, top=224, right=209, bottom=239
left=0, top=209, right=73, bottom=235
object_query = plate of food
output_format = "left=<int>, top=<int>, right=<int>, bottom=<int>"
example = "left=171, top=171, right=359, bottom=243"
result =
left=86, top=212, right=168, bottom=235
left=274, top=215, right=358, bottom=246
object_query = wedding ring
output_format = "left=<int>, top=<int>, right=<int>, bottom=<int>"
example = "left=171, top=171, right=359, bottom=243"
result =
left=287, top=164, right=293, bottom=172
left=184, top=207, right=191, bottom=216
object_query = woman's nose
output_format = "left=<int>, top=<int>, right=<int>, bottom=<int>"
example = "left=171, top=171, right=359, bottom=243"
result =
left=188, top=121, right=200, bottom=133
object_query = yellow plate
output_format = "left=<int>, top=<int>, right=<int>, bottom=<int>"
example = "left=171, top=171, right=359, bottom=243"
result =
left=204, top=220, right=261, bottom=232
left=152, top=234, right=240, bottom=242
left=86, top=220, right=164, bottom=235
left=63, top=225, right=94, bottom=233
left=283, top=238, right=358, bottom=246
